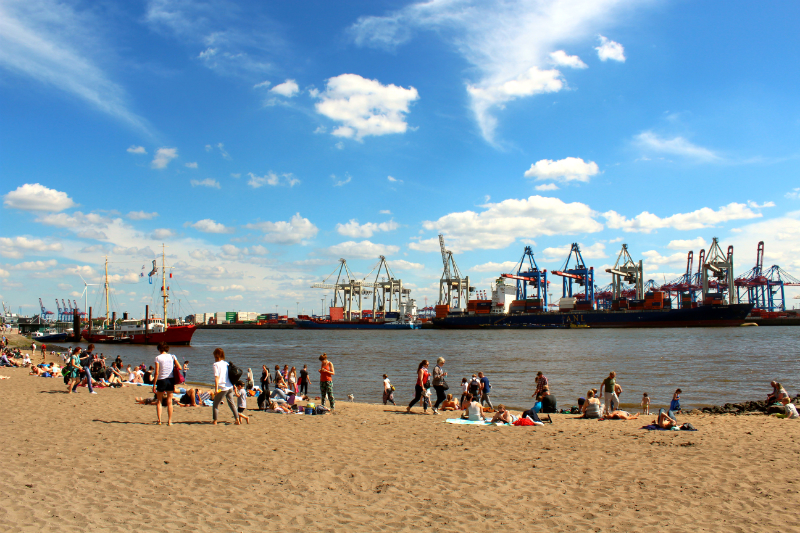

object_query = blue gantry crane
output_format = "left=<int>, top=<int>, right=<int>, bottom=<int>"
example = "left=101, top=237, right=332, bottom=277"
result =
left=38, top=298, right=55, bottom=322
left=735, top=241, right=800, bottom=311
left=551, top=243, right=594, bottom=309
left=500, top=246, right=548, bottom=309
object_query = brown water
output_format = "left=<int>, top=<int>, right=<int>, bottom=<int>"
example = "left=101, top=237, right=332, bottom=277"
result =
left=76, top=327, right=800, bottom=411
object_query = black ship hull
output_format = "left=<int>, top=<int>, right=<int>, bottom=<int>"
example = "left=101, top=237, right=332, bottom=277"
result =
left=432, top=303, right=754, bottom=329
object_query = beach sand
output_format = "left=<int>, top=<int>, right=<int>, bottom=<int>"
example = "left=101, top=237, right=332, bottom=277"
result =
left=1, top=360, right=798, bottom=532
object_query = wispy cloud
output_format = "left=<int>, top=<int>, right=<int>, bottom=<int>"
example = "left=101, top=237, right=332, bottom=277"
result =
left=635, top=131, right=720, bottom=162
left=0, top=0, right=151, bottom=135
left=350, top=0, right=630, bottom=144
left=190, top=178, right=221, bottom=189
left=151, top=147, right=179, bottom=169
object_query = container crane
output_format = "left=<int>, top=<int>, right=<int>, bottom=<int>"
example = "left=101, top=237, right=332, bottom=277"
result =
left=605, top=244, right=644, bottom=301
left=500, top=245, right=548, bottom=307
left=38, top=298, right=55, bottom=322
left=551, top=243, right=594, bottom=309
left=437, top=234, right=471, bottom=313
left=735, top=241, right=800, bottom=312
left=701, top=238, right=736, bottom=304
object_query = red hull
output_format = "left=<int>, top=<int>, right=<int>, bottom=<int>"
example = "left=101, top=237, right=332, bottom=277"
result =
left=82, top=325, right=197, bottom=345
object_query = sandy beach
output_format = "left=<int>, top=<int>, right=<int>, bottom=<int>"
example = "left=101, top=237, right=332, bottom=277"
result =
left=0, top=352, right=798, bottom=533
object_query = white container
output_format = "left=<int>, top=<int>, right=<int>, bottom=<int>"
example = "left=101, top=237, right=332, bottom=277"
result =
left=559, top=297, right=577, bottom=309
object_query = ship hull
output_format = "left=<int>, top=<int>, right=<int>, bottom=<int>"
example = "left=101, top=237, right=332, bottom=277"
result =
left=295, top=319, right=421, bottom=330
left=432, top=304, right=754, bottom=329
left=82, top=325, right=197, bottom=345
left=33, top=332, right=69, bottom=342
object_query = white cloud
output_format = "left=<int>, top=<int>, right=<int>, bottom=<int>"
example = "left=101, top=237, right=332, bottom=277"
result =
left=314, top=73, right=419, bottom=140
left=270, top=79, right=299, bottom=97
left=245, top=213, right=318, bottom=244
left=127, top=145, right=147, bottom=154
left=188, top=249, right=216, bottom=261
left=542, top=242, right=607, bottom=261
left=3, top=183, right=76, bottom=212
left=412, top=195, right=603, bottom=252
left=604, top=203, right=764, bottom=233
left=331, top=174, right=352, bottom=187
left=635, top=131, right=719, bottom=161
left=0, top=0, right=151, bottom=134
left=350, top=1, right=631, bottom=144
left=191, top=178, right=221, bottom=189
left=224, top=295, right=244, bottom=301
left=471, top=261, right=518, bottom=273
left=379, top=210, right=392, bottom=215
left=595, top=35, right=625, bottom=62
left=786, top=188, right=800, bottom=200
left=666, top=237, right=708, bottom=251
left=217, top=244, right=268, bottom=260
left=388, top=259, right=425, bottom=270
left=151, top=147, right=178, bottom=169
left=325, top=240, right=400, bottom=259
left=535, top=183, right=559, bottom=191
left=208, top=284, right=246, bottom=292
left=641, top=250, right=691, bottom=267
left=0, top=236, right=63, bottom=259
left=336, top=219, right=399, bottom=238
left=36, top=211, right=111, bottom=228
left=187, top=219, right=234, bottom=234
left=127, top=211, right=158, bottom=220
left=185, top=162, right=198, bottom=169
left=111, top=246, right=155, bottom=258
left=76, top=229, right=107, bottom=240
left=387, top=175, right=403, bottom=184
left=253, top=80, right=271, bottom=89
left=247, top=172, right=300, bottom=188
left=549, top=50, right=587, bottom=69
left=8, top=259, right=58, bottom=270
left=150, top=228, right=176, bottom=239
left=231, top=173, right=241, bottom=178
left=524, top=157, right=599, bottom=183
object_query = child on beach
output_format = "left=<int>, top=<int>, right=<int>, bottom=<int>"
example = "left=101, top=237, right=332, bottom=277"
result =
left=773, top=397, right=799, bottom=419
left=641, top=393, right=650, bottom=415
left=234, top=380, right=250, bottom=424
left=670, top=389, right=682, bottom=413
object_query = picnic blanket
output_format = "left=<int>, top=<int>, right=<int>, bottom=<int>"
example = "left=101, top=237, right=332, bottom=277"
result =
left=641, top=424, right=697, bottom=431
left=445, top=418, right=508, bottom=426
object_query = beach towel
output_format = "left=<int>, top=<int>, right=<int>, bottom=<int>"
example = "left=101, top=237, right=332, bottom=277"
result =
left=641, top=424, right=696, bottom=431
left=445, top=418, right=508, bottom=426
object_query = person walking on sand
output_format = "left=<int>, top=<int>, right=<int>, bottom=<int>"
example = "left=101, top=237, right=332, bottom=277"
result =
left=299, top=364, right=309, bottom=396
left=478, top=371, right=493, bottom=409
left=535, top=371, right=548, bottom=396
left=670, top=389, right=682, bottom=413
left=153, top=342, right=181, bottom=425
left=319, top=353, right=335, bottom=409
left=431, top=357, right=448, bottom=414
left=74, top=344, right=97, bottom=394
left=641, top=392, right=650, bottom=415
left=246, top=368, right=254, bottom=390
left=611, top=382, right=622, bottom=412
left=599, top=371, right=616, bottom=416
left=64, top=347, right=83, bottom=393
left=383, top=374, right=396, bottom=405
left=407, top=360, right=429, bottom=414
left=212, top=348, right=239, bottom=425
left=258, top=364, right=271, bottom=410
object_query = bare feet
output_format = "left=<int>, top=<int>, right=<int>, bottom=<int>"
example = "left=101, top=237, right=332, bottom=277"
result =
left=212, top=420, right=217, bottom=425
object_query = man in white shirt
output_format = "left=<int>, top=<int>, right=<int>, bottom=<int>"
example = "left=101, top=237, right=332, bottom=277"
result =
left=212, top=348, right=239, bottom=425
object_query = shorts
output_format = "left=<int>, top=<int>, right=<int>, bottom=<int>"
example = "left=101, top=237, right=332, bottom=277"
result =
left=155, top=379, right=174, bottom=393
left=237, top=407, right=246, bottom=413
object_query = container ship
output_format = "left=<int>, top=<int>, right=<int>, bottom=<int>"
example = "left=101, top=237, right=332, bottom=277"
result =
left=295, top=310, right=421, bottom=330
left=432, top=238, right=755, bottom=329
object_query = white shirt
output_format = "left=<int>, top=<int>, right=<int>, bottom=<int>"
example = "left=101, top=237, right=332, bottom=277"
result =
left=786, top=403, right=799, bottom=419
left=155, top=353, right=175, bottom=380
left=467, top=401, right=482, bottom=421
left=214, top=360, right=232, bottom=390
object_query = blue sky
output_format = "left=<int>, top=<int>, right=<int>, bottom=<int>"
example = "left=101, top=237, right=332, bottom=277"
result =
left=2, top=0, right=799, bottom=317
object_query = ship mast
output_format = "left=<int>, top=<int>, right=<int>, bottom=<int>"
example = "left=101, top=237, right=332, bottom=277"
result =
left=161, top=244, right=169, bottom=326
left=104, top=255, right=110, bottom=324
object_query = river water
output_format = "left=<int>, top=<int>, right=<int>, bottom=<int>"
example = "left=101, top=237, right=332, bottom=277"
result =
left=76, top=327, right=799, bottom=411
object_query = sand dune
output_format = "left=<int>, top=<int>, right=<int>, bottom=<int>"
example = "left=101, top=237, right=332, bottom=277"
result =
left=0, top=361, right=798, bottom=532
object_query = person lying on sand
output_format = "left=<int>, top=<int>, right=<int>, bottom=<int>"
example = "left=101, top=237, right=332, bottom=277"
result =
left=604, top=410, right=640, bottom=420
left=267, top=401, right=292, bottom=413
left=490, top=404, right=517, bottom=424
left=652, top=408, right=678, bottom=429
left=440, top=394, right=459, bottom=411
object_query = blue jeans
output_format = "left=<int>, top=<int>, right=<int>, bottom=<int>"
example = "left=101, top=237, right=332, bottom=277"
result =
left=659, top=408, right=677, bottom=421
left=271, top=388, right=288, bottom=400
left=73, top=366, right=94, bottom=392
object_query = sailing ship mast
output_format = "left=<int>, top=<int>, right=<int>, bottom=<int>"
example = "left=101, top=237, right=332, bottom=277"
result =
left=104, top=255, right=110, bottom=325
left=161, top=244, right=169, bottom=326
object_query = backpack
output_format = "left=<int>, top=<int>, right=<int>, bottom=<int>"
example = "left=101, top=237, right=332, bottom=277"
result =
left=227, top=361, right=243, bottom=384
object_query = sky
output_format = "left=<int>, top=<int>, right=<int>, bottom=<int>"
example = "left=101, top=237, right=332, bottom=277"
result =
left=2, top=0, right=800, bottom=318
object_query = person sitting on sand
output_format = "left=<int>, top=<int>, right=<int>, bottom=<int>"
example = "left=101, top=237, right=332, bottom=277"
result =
left=653, top=408, right=678, bottom=429
left=461, top=393, right=484, bottom=421
left=22, top=353, right=32, bottom=367
left=604, top=410, right=640, bottom=420
left=440, top=394, right=459, bottom=411
left=539, top=385, right=557, bottom=414
left=0, top=353, right=14, bottom=367
left=580, top=390, right=603, bottom=419
left=772, top=397, right=799, bottom=419
left=767, top=381, right=789, bottom=404
left=490, top=404, right=517, bottom=424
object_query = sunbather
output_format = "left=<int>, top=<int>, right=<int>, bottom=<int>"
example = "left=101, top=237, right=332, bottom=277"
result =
left=490, top=404, right=517, bottom=424
left=653, top=408, right=678, bottom=429
left=440, top=394, right=459, bottom=411
left=605, top=410, right=640, bottom=420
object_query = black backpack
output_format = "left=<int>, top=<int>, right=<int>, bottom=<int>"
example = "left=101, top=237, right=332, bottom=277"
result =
left=227, top=361, right=243, bottom=384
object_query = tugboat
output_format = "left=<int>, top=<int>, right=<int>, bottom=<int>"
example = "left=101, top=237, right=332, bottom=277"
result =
left=82, top=246, right=197, bottom=345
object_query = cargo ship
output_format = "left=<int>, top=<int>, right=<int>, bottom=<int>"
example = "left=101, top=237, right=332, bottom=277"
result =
left=81, top=247, right=197, bottom=345
left=294, top=310, right=421, bottom=330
